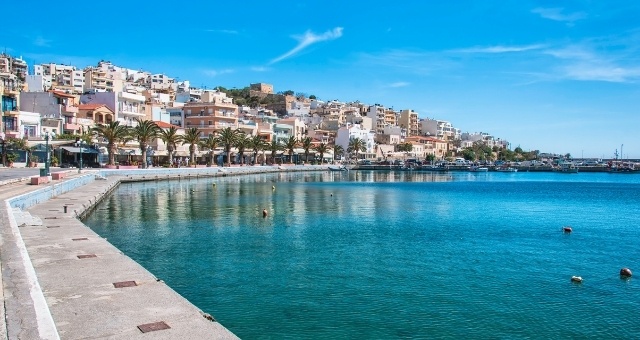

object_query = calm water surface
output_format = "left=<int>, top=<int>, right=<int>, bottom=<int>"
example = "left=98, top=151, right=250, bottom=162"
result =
left=83, top=171, right=640, bottom=339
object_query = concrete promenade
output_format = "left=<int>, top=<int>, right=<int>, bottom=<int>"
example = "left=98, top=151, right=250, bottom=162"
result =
left=1, top=165, right=328, bottom=339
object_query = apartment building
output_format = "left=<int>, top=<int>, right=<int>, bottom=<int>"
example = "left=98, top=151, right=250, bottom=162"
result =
left=405, top=136, right=448, bottom=159
left=398, top=109, right=419, bottom=137
left=20, top=91, right=82, bottom=134
left=33, top=63, right=84, bottom=94
left=83, top=61, right=125, bottom=93
left=182, top=92, right=238, bottom=136
left=420, top=118, right=460, bottom=141
left=366, top=104, right=386, bottom=135
left=335, top=123, right=376, bottom=159
left=80, top=90, right=147, bottom=126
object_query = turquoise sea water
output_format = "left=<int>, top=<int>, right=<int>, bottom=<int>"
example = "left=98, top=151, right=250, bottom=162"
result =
left=83, top=171, right=640, bottom=339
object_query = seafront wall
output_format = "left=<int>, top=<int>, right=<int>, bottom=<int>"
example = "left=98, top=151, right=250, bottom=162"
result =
left=0, top=165, right=327, bottom=339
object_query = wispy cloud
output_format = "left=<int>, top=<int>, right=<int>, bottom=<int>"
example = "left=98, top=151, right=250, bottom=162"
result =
left=388, top=82, right=410, bottom=88
left=203, top=69, right=234, bottom=77
left=251, top=66, right=269, bottom=72
left=269, top=27, right=343, bottom=64
left=33, top=36, right=52, bottom=47
left=543, top=45, right=640, bottom=83
left=532, top=7, right=587, bottom=24
left=451, top=44, right=545, bottom=53
left=205, top=29, right=239, bottom=34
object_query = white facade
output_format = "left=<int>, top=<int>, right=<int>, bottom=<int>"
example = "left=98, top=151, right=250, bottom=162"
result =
left=335, top=124, right=376, bottom=157
left=33, top=63, right=84, bottom=94
left=420, top=118, right=460, bottom=140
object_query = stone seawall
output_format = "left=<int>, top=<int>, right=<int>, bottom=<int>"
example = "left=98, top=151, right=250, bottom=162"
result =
left=1, top=165, right=328, bottom=339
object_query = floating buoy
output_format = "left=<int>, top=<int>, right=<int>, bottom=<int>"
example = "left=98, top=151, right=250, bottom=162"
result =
left=212, top=183, right=216, bottom=186
left=262, top=209, right=268, bottom=218
left=620, top=268, right=633, bottom=278
left=272, top=185, right=276, bottom=190
left=563, top=226, right=573, bottom=233
left=571, top=276, right=583, bottom=283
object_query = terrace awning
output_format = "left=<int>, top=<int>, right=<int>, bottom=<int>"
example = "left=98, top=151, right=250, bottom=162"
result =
left=60, top=146, right=99, bottom=154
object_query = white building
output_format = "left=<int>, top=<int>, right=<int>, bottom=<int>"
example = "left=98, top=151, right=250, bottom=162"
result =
left=80, top=91, right=146, bottom=126
left=420, top=118, right=460, bottom=140
left=33, top=63, right=85, bottom=94
left=335, top=124, right=376, bottom=159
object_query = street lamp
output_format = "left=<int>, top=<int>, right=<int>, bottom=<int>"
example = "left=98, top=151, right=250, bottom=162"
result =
left=0, top=132, right=6, bottom=167
left=75, top=139, right=86, bottom=173
left=43, top=131, right=55, bottom=176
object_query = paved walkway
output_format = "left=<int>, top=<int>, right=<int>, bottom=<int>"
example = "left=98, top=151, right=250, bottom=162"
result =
left=1, top=170, right=241, bottom=339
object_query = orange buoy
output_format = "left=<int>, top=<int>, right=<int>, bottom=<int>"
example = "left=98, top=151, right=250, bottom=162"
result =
left=620, top=268, right=633, bottom=278
left=563, top=226, right=573, bottom=233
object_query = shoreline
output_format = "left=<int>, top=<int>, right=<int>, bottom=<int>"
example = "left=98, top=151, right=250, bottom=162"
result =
left=0, top=165, right=328, bottom=339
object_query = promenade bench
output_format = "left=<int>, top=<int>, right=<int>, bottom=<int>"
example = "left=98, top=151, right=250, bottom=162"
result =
left=30, top=176, right=50, bottom=185
left=51, top=172, right=66, bottom=180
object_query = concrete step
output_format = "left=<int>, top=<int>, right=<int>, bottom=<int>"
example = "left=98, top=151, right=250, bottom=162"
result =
left=12, top=208, right=43, bottom=227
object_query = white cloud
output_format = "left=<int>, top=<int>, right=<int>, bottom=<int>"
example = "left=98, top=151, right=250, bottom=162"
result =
left=532, top=7, right=587, bottom=23
left=33, top=36, right=52, bottom=47
left=544, top=45, right=640, bottom=83
left=452, top=44, right=545, bottom=53
left=203, top=69, right=234, bottom=77
left=251, top=66, right=269, bottom=72
left=269, top=27, right=343, bottom=64
left=388, top=82, right=410, bottom=88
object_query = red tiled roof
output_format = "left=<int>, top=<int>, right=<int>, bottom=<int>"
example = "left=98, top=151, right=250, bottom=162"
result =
left=78, top=103, right=106, bottom=110
left=154, top=121, right=181, bottom=129
left=49, top=90, right=76, bottom=98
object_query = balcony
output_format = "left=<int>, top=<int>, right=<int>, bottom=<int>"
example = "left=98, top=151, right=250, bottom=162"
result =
left=4, top=131, right=20, bottom=138
left=63, top=104, right=78, bottom=114
left=64, top=123, right=81, bottom=131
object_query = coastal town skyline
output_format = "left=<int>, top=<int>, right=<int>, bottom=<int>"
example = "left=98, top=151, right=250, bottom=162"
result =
left=2, top=1, right=639, bottom=158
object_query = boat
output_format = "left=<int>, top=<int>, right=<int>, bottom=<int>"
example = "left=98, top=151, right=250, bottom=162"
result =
left=554, top=162, right=579, bottom=173
left=495, top=167, right=518, bottom=172
left=328, top=165, right=348, bottom=172
left=470, top=166, right=489, bottom=172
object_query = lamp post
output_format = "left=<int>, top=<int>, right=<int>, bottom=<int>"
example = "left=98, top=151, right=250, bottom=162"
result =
left=0, top=132, right=6, bottom=167
left=43, top=131, right=55, bottom=176
left=76, top=139, right=85, bottom=173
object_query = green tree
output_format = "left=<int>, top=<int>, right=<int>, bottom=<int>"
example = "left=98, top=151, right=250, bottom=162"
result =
left=313, top=143, right=330, bottom=164
left=158, top=126, right=181, bottom=166
left=426, top=154, right=436, bottom=164
left=268, top=140, right=282, bottom=164
left=181, top=128, right=201, bottom=164
left=300, top=137, right=313, bottom=163
left=234, top=133, right=250, bottom=165
left=91, top=121, right=130, bottom=165
left=309, top=94, right=316, bottom=100
left=333, top=144, right=344, bottom=161
left=283, top=136, right=298, bottom=164
left=199, top=134, right=219, bottom=166
left=218, top=127, right=240, bottom=167
left=348, top=137, right=367, bottom=161
left=248, top=135, right=266, bottom=165
left=129, top=119, right=160, bottom=169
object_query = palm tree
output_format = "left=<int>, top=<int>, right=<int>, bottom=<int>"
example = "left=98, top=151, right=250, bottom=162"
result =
left=158, top=126, right=181, bottom=167
left=217, top=127, right=240, bottom=167
left=300, top=137, right=313, bottom=163
left=248, top=135, right=266, bottom=165
left=268, top=140, right=282, bottom=164
left=313, top=142, right=330, bottom=164
left=348, top=137, right=367, bottom=161
left=129, top=119, right=160, bottom=169
left=333, top=144, right=344, bottom=162
left=234, top=133, right=250, bottom=165
left=181, top=128, right=201, bottom=165
left=91, top=121, right=130, bottom=166
left=283, top=136, right=298, bottom=164
left=199, top=134, right=218, bottom=166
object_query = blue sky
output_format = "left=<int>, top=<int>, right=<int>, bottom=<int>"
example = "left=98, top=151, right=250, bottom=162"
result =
left=3, top=0, right=640, bottom=158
